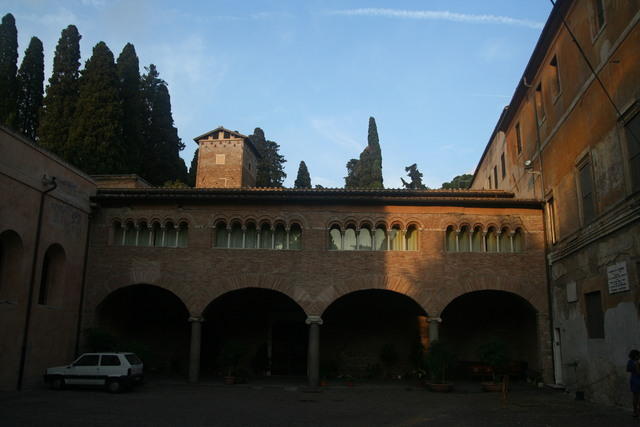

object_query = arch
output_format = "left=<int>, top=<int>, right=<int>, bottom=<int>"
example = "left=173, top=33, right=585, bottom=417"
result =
left=288, top=223, right=302, bottom=250
left=358, top=225, right=373, bottom=250
left=177, top=221, right=189, bottom=248
left=373, top=225, right=387, bottom=251
left=389, top=224, right=403, bottom=251
left=38, top=243, right=66, bottom=305
left=459, top=225, right=471, bottom=252
left=343, top=225, right=357, bottom=251
left=95, top=284, right=190, bottom=375
left=440, top=290, right=539, bottom=376
left=445, top=225, right=457, bottom=252
left=405, top=224, right=418, bottom=251
left=201, top=287, right=308, bottom=376
left=214, top=221, right=229, bottom=248
left=273, top=223, right=287, bottom=250
left=328, top=225, right=342, bottom=250
left=0, top=230, right=24, bottom=299
left=321, top=289, right=428, bottom=378
left=471, top=225, right=483, bottom=252
left=513, top=228, right=525, bottom=252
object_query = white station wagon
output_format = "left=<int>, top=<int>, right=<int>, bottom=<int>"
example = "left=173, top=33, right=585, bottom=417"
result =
left=44, top=352, right=144, bottom=393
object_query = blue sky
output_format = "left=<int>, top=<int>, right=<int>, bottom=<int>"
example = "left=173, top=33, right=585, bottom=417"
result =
left=6, top=1, right=552, bottom=188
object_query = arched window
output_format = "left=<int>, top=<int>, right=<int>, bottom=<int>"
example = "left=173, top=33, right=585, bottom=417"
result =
left=0, top=230, right=23, bottom=299
left=390, top=225, right=403, bottom=251
left=245, top=222, right=258, bottom=249
left=215, top=222, right=229, bottom=248
left=445, top=226, right=457, bottom=252
left=164, top=221, right=177, bottom=248
left=343, top=226, right=357, bottom=251
left=151, top=222, right=162, bottom=247
left=138, top=221, right=150, bottom=247
left=358, top=226, right=372, bottom=250
left=274, top=224, right=286, bottom=250
left=38, top=244, right=65, bottom=305
left=499, top=227, right=511, bottom=253
left=230, top=222, right=243, bottom=249
left=329, top=225, right=342, bottom=250
left=177, top=222, right=188, bottom=248
left=486, top=227, right=498, bottom=253
left=513, top=228, right=524, bottom=252
left=459, top=225, right=471, bottom=252
left=289, top=223, right=302, bottom=250
left=472, top=226, right=483, bottom=252
left=260, top=223, right=273, bottom=249
left=113, top=221, right=124, bottom=246
left=405, top=225, right=418, bottom=251
left=374, top=226, right=387, bottom=251
left=124, top=221, right=136, bottom=246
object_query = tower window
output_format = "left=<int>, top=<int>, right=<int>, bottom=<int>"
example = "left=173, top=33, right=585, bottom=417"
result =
left=223, top=131, right=230, bottom=139
left=216, top=154, right=226, bottom=165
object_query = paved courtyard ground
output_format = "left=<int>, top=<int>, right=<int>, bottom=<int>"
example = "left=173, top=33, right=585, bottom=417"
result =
left=0, top=380, right=636, bottom=427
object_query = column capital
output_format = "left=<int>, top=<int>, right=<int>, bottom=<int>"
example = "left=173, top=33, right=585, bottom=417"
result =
left=188, top=316, right=204, bottom=323
left=305, top=315, right=323, bottom=326
left=428, top=316, right=442, bottom=323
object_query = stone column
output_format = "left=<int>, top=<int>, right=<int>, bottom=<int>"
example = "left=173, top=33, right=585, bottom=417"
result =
left=306, top=315, right=323, bottom=387
left=188, top=316, right=204, bottom=383
left=428, top=317, right=442, bottom=343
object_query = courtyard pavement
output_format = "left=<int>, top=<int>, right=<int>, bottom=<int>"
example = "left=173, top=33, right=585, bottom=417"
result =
left=0, top=379, right=636, bottom=427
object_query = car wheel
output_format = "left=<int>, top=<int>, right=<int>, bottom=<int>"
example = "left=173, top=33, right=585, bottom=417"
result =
left=106, top=380, right=122, bottom=393
left=51, top=377, right=65, bottom=390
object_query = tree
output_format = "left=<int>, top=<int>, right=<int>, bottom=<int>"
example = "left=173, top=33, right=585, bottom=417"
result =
left=67, top=41, right=125, bottom=174
left=248, top=127, right=286, bottom=187
left=188, top=148, right=198, bottom=187
left=294, top=161, right=311, bottom=189
left=401, top=163, right=427, bottom=189
left=441, top=174, right=473, bottom=189
left=16, top=37, right=44, bottom=140
left=344, top=117, right=384, bottom=189
left=0, top=13, right=18, bottom=129
left=140, top=64, right=187, bottom=185
left=39, top=25, right=81, bottom=157
left=116, top=43, right=144, bottom=173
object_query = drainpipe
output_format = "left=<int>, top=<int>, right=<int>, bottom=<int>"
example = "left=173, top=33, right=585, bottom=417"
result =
left=17, top=174, right=57, bottom=390
left=74, top=207, right=93, bottom=357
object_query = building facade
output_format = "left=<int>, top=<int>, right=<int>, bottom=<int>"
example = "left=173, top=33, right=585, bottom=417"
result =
left=471, top=0, right=640, bottom=405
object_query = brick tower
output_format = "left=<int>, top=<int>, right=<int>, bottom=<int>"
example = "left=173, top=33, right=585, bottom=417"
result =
left=193, top=127, right=260, bottom=188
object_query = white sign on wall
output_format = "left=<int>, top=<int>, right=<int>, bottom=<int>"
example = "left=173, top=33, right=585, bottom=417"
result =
left=607, top=262, right=630, bottom=294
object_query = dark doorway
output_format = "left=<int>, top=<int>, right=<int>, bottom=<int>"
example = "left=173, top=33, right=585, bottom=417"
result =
left=95, top=284, right=190, bottom=376
left=321, top=289, right=427, bottom=380
left=440, top=290, right=538, bottom=379
left=202, top=288, right=307, bottom=378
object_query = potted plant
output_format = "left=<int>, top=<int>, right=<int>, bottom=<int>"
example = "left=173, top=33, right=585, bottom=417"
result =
left=425, top=340, right=455, bottom=392
left=218, top=342, right=246, bottom=385
left=478, top=338, right=508, bottom=392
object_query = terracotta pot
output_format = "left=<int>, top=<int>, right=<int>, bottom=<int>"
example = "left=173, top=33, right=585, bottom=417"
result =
left=223, top=376, right=235, bottom=385
left=427, top=383, right=453, bottom=392
left=481, top=382, right=503, bottom=392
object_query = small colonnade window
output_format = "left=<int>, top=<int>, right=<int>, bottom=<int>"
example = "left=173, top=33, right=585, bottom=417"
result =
left=113, top=219, right=189, bottom=248
left=445, top=225, right=524, bottom=253
left=214, top=220, right=302, bottom=250
left=328, top=222, right=418, bottom=251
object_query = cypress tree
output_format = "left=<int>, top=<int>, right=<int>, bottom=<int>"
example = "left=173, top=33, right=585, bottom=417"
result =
left=140, top=64, right=187, bottom=185
left=188, top=148, right=198, bottom=187
left=344, top=117, right=384, bottom=189
left=16, top=37, right=44, bottom=140
left=116, top=43, right=144, bottom=173
left=294, top=161, right=311, bottom=189
left=0, top=13, right=18, bottom=129
left=39, top=25, right=81, bottom=157
left=248, top=127, right=286, bottom=187
left=67, top=42, right=125, bottom=174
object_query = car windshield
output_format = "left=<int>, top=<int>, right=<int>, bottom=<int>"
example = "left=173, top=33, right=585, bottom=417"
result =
left=125, top=354, right=142, bottom=365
